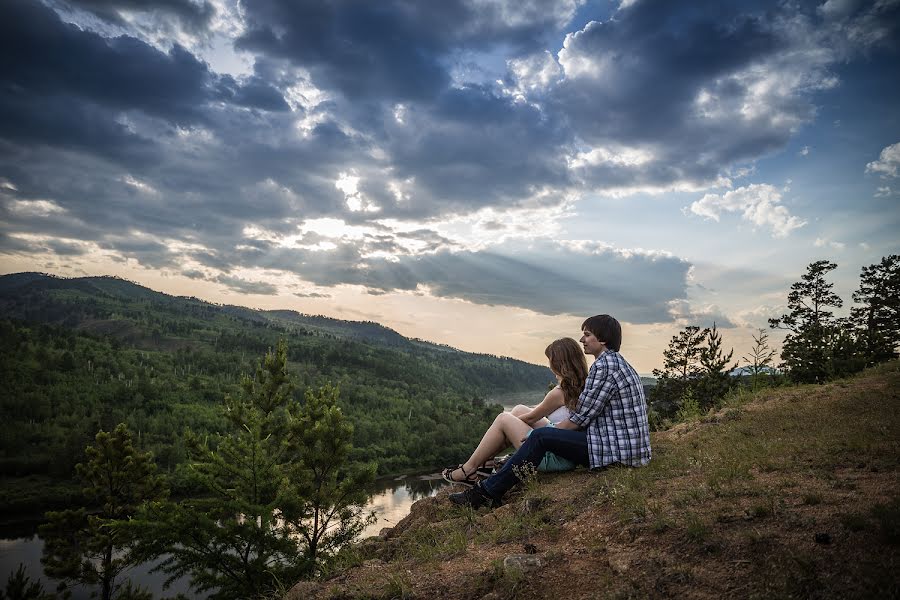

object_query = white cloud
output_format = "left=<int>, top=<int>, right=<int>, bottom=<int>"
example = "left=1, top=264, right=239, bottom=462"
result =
left=814, top=237, right=846, bottom=250
left=507, top=51, right=562, bottom=98
left=866, top=142, right=900, bottom=178
left=799, top=145, right=810, bottom=156
left=121, top=174, right=159, bottom=195
left=690, top=184, right=807, bottom=237
left=874, top=186, right=893, bottom=198
left=335, top=172, right=380, bottom=213
left=8, top=199, right=68, bottom=217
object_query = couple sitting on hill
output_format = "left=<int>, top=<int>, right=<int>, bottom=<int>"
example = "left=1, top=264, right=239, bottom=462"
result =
left=443, top=314, right=652, bottom=509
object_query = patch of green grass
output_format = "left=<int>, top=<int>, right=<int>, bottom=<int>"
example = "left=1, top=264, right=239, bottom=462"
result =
left=394, top=523, right=469, bottom=562
left=382, top=570, right=412, bottom=600
left=683, top=512, right=709, bottom=543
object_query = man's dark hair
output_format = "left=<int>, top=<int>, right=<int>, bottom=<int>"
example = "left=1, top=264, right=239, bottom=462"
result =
left=581, top=314, right=622, bottom=352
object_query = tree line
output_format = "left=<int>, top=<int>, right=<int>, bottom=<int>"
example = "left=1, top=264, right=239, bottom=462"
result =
left=649, top=255, right=899, bottom=426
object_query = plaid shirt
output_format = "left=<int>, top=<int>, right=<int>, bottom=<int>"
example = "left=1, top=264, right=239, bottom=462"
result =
left=568, top=350, right=651, bottom=469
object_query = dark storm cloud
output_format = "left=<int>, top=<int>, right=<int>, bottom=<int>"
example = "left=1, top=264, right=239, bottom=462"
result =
left=57, top=0, right=215, bottom=32
left=0, top=0, right=287, bottom=164
left=236, top=0, right=580, bottom=102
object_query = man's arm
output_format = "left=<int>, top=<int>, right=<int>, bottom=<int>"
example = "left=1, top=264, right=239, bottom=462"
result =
left=567, top=360, right=615, bottom=429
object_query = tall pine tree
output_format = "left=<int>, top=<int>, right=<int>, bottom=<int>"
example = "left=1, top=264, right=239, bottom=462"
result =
left=769, top=260, right=843, bottom=383
left=852, top=254, right=900, bottom=364
left=129, top=340, right=375, bottom=600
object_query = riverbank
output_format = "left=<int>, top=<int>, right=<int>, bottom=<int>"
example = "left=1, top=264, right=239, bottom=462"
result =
left=287, top=361, right=900, bottom=599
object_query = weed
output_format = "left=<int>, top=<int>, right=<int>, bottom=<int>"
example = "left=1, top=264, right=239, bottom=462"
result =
left=749, top=503, right=771, bottom=518
left=801, top=492, right=822, bottom=506
left=839, top=512, right=868, bottom=532
left=870, top=499, right=900, bottom=544
left=651, top=515, right=673, bottom=533
left=683, top=512, right=709, bottom=543
left=395, top=523, right=468, bottom=561
left=383, top=570, right=412, bottom=599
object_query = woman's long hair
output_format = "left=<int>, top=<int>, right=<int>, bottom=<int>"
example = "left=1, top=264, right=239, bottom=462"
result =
left=545, top=338, right=588, bottom=410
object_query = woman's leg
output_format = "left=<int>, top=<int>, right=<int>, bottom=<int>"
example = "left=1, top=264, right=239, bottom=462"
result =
left=448, top=413, right=533, bottom=481
left=510, top=404, right=549, bottom=428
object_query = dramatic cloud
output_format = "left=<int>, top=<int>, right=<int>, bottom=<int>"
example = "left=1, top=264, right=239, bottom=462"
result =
left=690, top=184, right=807, bottom=237
left=1, top=0, right=898, bottom=327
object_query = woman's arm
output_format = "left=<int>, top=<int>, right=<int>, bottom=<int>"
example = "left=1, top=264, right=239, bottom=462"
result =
left=518, top=387, right=565, bottom=425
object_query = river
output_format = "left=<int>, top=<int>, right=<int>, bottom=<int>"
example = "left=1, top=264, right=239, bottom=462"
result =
left=0, top=473, right=449, bottom=599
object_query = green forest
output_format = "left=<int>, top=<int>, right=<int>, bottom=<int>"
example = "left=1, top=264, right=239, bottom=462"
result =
left=0, top=272, right=552, bottom=515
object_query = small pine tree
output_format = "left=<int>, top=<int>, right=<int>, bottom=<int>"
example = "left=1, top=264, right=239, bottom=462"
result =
left=0, top=565, right=54, bottom=600
left=696, top=323, right=735, bottom=409
left=742, top=328, right=777, bottom=390
left=40, top=424, right=167, bottom=600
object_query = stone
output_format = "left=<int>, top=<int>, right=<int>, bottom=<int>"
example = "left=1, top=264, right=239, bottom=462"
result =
left=284, top=580, right=321, bottom=600
left=607, top=552, right=631, bottom=574
left=378, top=527, right=393, bottom=539
left=523, top=497, right=546, bottom=513
left=503, top=554, right=543, bottom=575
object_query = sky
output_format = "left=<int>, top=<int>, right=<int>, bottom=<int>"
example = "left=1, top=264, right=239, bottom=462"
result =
left=1, top=0, right=898, bottom=373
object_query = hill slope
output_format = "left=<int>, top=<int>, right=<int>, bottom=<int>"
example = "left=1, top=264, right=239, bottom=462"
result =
left=0, top=272, right=552, bottom=505
left=290, top=362, right=900, bottom=599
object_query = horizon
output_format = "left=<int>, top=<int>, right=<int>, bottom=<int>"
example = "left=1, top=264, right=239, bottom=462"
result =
left=1, top=0, right=898, bottom=373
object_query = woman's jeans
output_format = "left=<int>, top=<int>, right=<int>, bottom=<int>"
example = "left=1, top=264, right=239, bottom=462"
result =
left=480, top=426, right=590, bottom=500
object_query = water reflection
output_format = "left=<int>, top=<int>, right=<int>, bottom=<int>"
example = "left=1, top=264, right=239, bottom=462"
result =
left=0, top=474, right=451, bottom=597
left=360, top=473, right=449, bottom=538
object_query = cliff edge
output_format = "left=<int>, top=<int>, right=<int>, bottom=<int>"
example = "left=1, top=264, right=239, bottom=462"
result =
left=288, top=362, right=900, bottom=599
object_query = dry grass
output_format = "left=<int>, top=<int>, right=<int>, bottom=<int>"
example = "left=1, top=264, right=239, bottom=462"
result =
left=287, top=361, right=900, bottom=599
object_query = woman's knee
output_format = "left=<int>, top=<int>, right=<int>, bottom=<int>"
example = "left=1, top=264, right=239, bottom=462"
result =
left=511, top=404, right=529, bottom=416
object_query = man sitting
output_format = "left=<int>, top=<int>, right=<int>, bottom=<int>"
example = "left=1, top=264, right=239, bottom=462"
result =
left=449, top=314, right=652, bottom=508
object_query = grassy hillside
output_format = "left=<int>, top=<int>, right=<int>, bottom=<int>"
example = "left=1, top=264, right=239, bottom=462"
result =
left=290, top=361, right=900, bottom=599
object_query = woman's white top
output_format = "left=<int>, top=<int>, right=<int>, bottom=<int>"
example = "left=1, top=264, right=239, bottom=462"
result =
left=546, top=404, right=571, bottom=425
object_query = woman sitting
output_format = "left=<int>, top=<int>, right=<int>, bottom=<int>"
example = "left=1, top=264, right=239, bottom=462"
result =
left=442, top=337, right=588, bottom=485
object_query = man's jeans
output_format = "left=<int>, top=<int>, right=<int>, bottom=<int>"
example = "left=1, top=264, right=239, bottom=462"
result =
left=480, top=426, right=590, bottom=500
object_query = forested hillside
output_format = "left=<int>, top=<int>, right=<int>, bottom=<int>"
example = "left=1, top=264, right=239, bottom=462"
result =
left=0, top=273, right=552, bottom=513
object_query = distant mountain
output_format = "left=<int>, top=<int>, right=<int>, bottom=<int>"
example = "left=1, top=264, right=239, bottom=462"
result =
left=0, top=272, right=553, bottom=490
left=0, top=272, right=506, bottom=358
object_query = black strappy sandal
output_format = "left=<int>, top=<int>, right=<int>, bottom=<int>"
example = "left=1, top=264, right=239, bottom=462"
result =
left=441, top=464, right=479, bottom=487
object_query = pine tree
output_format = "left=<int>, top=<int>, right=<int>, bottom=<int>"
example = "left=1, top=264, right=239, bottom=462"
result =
left=40, top=424, right=166, bottom=600
left=769, top=260, right=843, bottom=383
left=0, top=565, right=54, bottom=600
left=696, top=323, right=735, bottom=409
left=650, top=325, right=710, bottom=418
left=742, top=328, right=777, bottom=389
left=129, top=340, right=375, bottom=600
left=852, top=254, right=900, bottom=364
left=654, top=325, right=710, bottom=380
